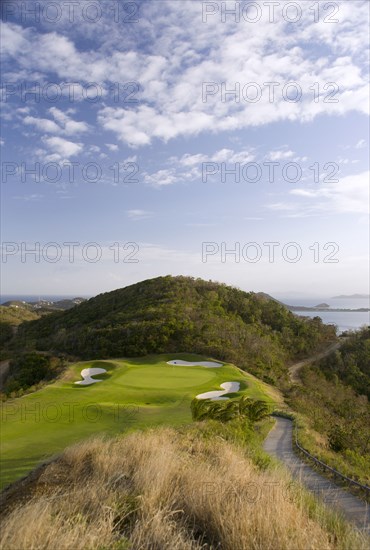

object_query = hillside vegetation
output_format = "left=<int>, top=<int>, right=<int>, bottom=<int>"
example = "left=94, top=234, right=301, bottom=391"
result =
left=0, top=306, right=40, bottom=326
left=288, top=367, right=370, bottom=485
left=14, top=276, right=336, bottom=385
left=285, top=327, right=370, bottom=485
left=1, top=422, right=366, bottom=550
left=0, top=306, right=40, bottom=352
left=316, top=328, right=370, bottom=399
left=3, top=352, right=65, bottom=397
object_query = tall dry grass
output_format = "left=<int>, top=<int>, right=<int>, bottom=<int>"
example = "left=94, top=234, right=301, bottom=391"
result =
left=0, top=426, right=367, bottom=550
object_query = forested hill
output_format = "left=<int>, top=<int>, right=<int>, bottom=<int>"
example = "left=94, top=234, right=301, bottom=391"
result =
left=15, top=276, right=336, bottom=384
left=315, top=327, right=370, bottom=399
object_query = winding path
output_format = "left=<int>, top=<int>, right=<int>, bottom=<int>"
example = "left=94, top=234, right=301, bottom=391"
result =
left=288, top=341, right=341, bottom=383
left=263, top=417, right=369, bottom=533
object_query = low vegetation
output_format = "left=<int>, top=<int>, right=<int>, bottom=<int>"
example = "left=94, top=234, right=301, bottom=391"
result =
left=0, top=306, right=40, bottom=359
left=283, top=328, right=370, bottom=486
left=1, top=422, right=366, bottom=550
left=3, top=352, right=66, bottom=397
left=287, top=364, right=370, bottom=485
left=191, top=395, right=271, bottom=424
left=316, top=327, right=370, bottom=399
left=0, top=305, right=40, bottom=327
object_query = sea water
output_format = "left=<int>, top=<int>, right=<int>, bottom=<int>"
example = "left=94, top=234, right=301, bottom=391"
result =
left=277, top=297, right=370, bottom=333
left=0, top=295, right=89, bottom=304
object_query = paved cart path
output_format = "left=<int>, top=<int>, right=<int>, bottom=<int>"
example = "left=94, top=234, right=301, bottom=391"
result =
left=263, top=417, right=369, bottom=533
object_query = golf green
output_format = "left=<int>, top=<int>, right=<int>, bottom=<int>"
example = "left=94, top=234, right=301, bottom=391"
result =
left=0, top=353, right=276, bottom=488
left=118, top=365, right=215, bottom=389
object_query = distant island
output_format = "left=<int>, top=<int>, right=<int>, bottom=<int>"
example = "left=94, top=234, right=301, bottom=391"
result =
left=283, top=296, right=369, bottom=313
left=332, top=294, right=370, bottom=299
left=252, top=294, right=369, bottom=313
left=287, top=304, right=369, bottom=313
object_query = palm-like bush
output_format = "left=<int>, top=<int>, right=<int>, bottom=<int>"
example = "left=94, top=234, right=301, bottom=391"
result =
left=237, top=396, right=270, bottom=422
left=191, top=395, right=270, bottom=424
left=210, top=400, right=238, bottom=422
left=190, top=398, right=213, bottom=421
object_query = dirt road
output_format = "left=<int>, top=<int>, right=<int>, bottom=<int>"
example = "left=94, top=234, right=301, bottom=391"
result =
left=288, top=341, right=341, bottom=383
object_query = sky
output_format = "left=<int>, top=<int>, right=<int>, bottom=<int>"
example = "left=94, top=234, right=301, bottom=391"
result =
left=0, top=0, right=369, bottom=298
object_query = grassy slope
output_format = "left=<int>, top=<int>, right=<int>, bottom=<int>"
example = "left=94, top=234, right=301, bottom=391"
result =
left=0, top=307, right=41, bottom=360
left=1, top=423, right=366, bottom=550
left=0, top=353, right=279, bottom=488
left=0, top=306, right=40, bottom=326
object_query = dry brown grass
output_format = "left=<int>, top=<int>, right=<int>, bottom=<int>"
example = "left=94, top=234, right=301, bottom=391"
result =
left=0, top=426, right=367, bottom=550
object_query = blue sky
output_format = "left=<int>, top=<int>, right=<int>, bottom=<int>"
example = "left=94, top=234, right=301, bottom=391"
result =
left=1, top=0, right=369, bottom=297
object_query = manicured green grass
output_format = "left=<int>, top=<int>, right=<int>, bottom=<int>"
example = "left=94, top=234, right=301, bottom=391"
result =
left=0, top=353, right=277, bottom=488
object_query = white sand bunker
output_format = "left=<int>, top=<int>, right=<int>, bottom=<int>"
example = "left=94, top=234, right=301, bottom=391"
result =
left=75, top=367, right=107, bottom=386
left=196, top=381, right=240, bottom=401
left=167, top=360, right=223, bottom=368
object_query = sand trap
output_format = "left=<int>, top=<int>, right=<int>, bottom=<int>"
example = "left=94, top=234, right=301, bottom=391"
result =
left=75, top=367, right=107, bottom=386
left=167, top=360, right=223, bottom=368
left=196, top=381, right=240, bottom=400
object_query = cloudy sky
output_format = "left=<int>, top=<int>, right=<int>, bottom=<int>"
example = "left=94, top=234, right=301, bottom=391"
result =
left=1, top=0, right=369, bottom=298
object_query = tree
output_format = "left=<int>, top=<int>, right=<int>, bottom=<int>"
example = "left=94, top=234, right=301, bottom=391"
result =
left=5, top=352, right=51, bottom=394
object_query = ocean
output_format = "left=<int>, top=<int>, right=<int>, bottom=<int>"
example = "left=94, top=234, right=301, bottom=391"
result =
left=277, top=296, right=370, bottom=333
left=0, top=295, right=90, bottom=304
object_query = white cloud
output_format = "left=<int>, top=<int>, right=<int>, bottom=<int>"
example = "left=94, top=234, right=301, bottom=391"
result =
left=2, top=1, right=368, bottom=147
left=143, top=169, right=178, bottom=187
left=106, top=143, right=119, bottom=151
left=355, top=139, right=366, bottom=149
left=22, top=107, right=89, bottom=137
left=93, top=1, right=369, bottom=147
left=143, top=147, right=256, bottom=186
left=268, top=150, right=295, bottom=161
left=24, top=116, right=60, bottom=133
left=178, top=153, right=208, bottom=167
left=176, top=149, right=255, bottom=167
left=123, top=155, right=137, bottom=164
left=49, top=107, right=89, bottom=135
left=271, top=170, right=370, bottom=215
left=12, top=194, right=44, bottom=202
left=267, top=202, right=299, bottom=212
left=42, top=136, right=83, bottom=159
left=0, top=20, right=29, bottom=56
left=126, top=209, right=153, bottom=220
left=212, top=148, right=255, bottom=163
left=0, top=21, right=165, bottom=86
left=16, top=107, right=30, bottom=114
left=177, top=148, right=254, bottom=167
left=226, top=150, right=255, bottom=164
